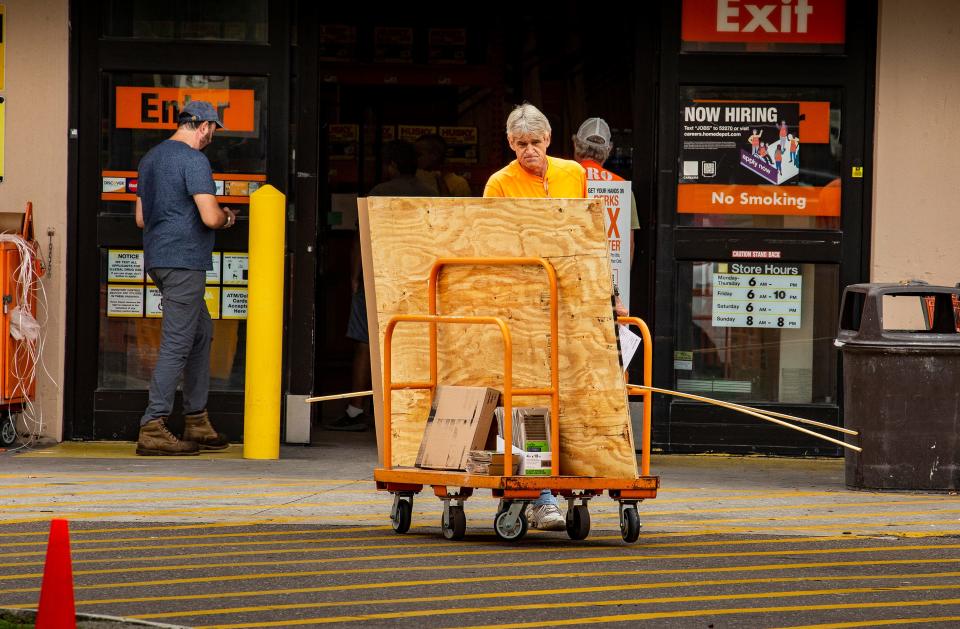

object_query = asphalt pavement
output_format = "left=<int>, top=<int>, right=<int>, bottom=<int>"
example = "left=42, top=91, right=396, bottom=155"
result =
left=1, top=432, right=960, bottom=628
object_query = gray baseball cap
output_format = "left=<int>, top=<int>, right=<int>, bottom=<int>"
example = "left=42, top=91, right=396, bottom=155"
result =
left=178, top=100, right=225, bottom=129
left=575, top=117, right=611, bottom=148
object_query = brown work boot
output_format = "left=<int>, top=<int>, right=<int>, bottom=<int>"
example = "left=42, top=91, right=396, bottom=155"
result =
left=136, top=418, right=200, bottom=456
left=183, top=409, right=230, bottom=450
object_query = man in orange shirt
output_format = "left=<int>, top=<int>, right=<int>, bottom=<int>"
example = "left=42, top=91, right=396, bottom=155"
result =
left=483, top=103, right=586, bottom=199
left=483, top=103, right=583, bottom=532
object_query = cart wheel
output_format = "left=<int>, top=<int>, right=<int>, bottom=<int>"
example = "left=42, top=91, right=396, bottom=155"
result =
left=494, top=503, right=528, bottom=542
left=620, top=505, right=641, bottom=543
left=441, top=505, right=466, bottom=541
left=392, top=498, right=412, bottom=534
left=0, top=415, right=16, bottom=447
left=565, top=504, right=591, bottom=540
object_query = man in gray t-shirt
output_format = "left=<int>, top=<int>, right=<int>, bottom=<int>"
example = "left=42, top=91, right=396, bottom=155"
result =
left=134, top=100, right=237, bottom=456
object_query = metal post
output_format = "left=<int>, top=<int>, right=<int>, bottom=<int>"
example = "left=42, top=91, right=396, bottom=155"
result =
left=243, top=185, right=285, bottom=459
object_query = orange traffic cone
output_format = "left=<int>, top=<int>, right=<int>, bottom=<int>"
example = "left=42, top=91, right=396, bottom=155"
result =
left=35, top=518, right=76, bottom=629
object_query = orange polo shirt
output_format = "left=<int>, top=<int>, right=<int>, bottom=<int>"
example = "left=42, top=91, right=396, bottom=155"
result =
left=483, top=156, right=587, bottom=198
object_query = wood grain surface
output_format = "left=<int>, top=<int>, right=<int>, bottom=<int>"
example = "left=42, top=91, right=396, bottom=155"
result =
left=364, top=197, right=637, bottom=478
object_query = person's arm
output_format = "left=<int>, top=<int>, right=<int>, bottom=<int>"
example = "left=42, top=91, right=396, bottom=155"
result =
left=135, top=197, right=144, bottom=229
left=193, top=193, right=236, bottom=229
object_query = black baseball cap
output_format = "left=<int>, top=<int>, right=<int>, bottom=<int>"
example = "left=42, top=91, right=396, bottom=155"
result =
left=178, top=100, right=225, bottom=129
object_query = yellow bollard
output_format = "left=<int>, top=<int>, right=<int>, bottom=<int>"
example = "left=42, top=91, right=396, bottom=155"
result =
left=243, top=185, right=285, bottom=459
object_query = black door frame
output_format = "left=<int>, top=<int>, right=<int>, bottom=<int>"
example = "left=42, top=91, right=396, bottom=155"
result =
left=67, top=1, right=291, bottom=440
left=652, top=0, right=878, bottom=454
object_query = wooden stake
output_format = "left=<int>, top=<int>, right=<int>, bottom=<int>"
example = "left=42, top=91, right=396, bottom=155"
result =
left=631, top=385, right=861, bottom=453
left=305, top=390, right=374, bottom=404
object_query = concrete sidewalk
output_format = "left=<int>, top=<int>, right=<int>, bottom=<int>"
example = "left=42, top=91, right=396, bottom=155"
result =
left=1, top=434, right=956, bottom=537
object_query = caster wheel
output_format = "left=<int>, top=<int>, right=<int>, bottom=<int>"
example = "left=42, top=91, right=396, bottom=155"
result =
left=392, top=498, right=412, bottom=534
left=0, top=415, right=16, bottom=447
left=441, top=505, right=466, bottom=540
left=494, top=505, right=528, bottom=542
left=620, top=505, right=641, bottom=543
left=565, top=504, right=591, bottom=540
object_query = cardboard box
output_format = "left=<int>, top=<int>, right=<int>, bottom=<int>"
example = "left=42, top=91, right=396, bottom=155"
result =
left=487, top=453, right=520, bottom=476
left=415, top=385, right=500, bottom=470
left=523, top=451, right=552, bottom=476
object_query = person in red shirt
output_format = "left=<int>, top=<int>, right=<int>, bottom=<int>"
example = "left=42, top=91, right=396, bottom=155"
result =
left=778, top=120, right=788, bottom=152
left=774, top=144, right=784, bottom=176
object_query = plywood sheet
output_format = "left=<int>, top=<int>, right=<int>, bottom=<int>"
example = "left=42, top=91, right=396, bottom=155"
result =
left=363, top=197, right=636, bottom=479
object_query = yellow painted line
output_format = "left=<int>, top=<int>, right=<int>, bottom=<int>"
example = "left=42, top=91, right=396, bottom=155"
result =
left=38, top=569, right=960, bottom=611
left=1, top=484, right=380, bottom=499
left=0, top=533, right=900, bottom=564
left=775, top=616, right=960, bottom=628
left=138, top=583, right=960, bottom=622
left=5, top=555, right=960, bottom=596
left=0, top=522, right=391, bottom=540
left=194, top=595, right=960, bottom=628
left=3, top=540, right=959, bottom=581
left=0, top=494, right=386, bottom=511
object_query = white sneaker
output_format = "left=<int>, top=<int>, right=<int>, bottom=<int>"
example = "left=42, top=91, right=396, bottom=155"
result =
left=528, top=504, right=566, bottom=531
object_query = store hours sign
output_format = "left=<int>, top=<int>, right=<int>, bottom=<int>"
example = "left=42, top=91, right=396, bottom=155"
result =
left=712, top=262, right=802, bottom=328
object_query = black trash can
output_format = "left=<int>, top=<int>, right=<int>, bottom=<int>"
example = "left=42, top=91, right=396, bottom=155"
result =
left=837, top=282, right=960, bottom=490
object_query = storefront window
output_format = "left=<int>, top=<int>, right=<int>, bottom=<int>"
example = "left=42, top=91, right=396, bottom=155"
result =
left=98, top=250, right=248, bottom=391
left=677, top=86, right=842, bottom=229
left=103, top=1, right=268, bottom=43
left=100, top=73, right=267, bottom=216
left=674, top=261, right=839, bottom=404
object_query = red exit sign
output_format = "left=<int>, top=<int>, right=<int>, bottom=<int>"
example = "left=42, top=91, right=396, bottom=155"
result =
left=682, top=0, right=845, bottom=44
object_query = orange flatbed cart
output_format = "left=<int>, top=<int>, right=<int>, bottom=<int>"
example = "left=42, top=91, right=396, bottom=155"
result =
left=373, top=257, right=659, bottom=542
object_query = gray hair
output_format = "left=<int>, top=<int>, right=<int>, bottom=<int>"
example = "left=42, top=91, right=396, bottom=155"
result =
left=572, top=135, right=611, bottom=163
left=506, top=103, right=551, bottom=138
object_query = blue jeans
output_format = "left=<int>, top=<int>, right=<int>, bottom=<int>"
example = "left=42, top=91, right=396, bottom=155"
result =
left=533, top=489, right=557, bottom=507
left=141, top=269, right=212, bottom=425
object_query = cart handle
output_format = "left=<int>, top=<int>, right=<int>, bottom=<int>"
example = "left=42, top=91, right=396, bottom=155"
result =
left=429, top=257, right=560, bottom=476
left=619, top=316, right=653, bottom=477
left=382, top=314, right=514, bottom=471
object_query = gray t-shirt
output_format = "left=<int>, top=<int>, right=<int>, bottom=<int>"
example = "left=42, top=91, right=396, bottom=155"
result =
left=137, top=139, right=217, bottom=271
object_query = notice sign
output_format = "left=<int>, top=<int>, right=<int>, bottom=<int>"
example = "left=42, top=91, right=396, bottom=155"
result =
left=107, top=285, right=144, bottom=318
left=679, top=99, right=838, bottom=217
left=207, top=252, right=222, bottom=285
left=712, top=262, right=802, bottom=329
left=145, top=286, right=163, bottom=318
left=221, top=252, right=248, bottom=285
left=115, top=87, right=255, bottom=131
left=588, top=180, right=631, bottom=304
left=221, top=288, right=248, bottom=319
left=108, top=249, right=144, bottom=282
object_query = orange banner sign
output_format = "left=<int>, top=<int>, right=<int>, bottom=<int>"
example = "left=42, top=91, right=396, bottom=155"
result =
left=115, top=87, right=255, bottom=131
left=682, top=0, right=846, bottom=45
left=677, top=183, right=840, bottom=216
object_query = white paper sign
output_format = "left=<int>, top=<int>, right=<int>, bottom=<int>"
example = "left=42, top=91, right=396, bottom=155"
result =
left=106, top=285, right=143, bottom=317
left=711, top=262, right=803, bottom=329
left=618, top=324, right=641, bottom=372
left=145, top=286, right=163, bottom=318
left=587, top=180, right=631, bottom=305
left=107, top=250, right=144, bottom=282
left=222, top=252, right=248, bottom=285
left=207, top=252, right=222, bottom=284
left=221, top=287, right=248, bottom=319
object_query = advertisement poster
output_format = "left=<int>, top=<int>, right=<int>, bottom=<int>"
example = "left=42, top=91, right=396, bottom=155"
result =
left=711, top=262, right=802, bottom=329
left=587, top=180, right=631, bottom=305
left=678, top=99, right=839, bottom=217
